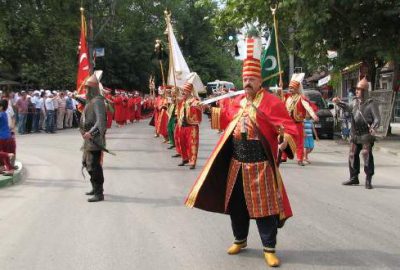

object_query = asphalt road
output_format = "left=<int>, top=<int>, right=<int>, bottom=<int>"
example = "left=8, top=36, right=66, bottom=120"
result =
left=0, top=121, right=399, bottom=270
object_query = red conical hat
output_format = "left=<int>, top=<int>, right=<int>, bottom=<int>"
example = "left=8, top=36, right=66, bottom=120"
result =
left=242, top=37, right=262, bottom=79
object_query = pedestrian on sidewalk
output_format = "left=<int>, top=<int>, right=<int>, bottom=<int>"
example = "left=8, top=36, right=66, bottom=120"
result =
left=80, top=74, right=107, bottom=202
left=333, top=77, right=380, bottom=189
left=0, top=99, right=15, bottom=175
left=303, top=114, right=319, bottom=164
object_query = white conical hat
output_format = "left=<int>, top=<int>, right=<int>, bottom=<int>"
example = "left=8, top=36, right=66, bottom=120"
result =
left=289, top=73, right=305, bottom=91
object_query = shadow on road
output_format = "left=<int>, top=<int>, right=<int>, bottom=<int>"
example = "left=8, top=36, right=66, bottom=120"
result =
left=372, top=185, right=400, bottom=190
left=103, top=166, right=183, bottom=172
left=238, top=248, right=400, bottom=268
left=105, top=194, right=183, bottom=207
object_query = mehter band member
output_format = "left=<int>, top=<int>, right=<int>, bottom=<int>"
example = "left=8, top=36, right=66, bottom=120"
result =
left=333, top=77, right=380, bottom=189
left=283, top=73, right=319, bottom=166
left=177, top=82, right=202, bottom=169
left=185, top=34, right=298, bottom=267
left=80, top=74, right=107, bottom=202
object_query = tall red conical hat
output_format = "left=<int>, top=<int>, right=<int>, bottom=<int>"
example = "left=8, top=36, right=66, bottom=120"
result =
left=242, top=36, right=262, bottom=79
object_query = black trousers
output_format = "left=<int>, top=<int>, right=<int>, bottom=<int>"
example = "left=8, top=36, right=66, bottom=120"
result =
left=349, top=142, right=374, bottom=179
left=228, top=170, right=278, bottom=249
left=84, top=150, right=104, bottom=195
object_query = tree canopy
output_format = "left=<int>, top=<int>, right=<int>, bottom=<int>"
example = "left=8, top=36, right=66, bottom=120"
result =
left=214, top=0, right=400, bottom=82
left=0, top=0, right=241, bottom=91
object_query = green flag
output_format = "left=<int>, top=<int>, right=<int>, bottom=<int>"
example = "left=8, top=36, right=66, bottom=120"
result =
left=261, top=28, right=281, bottom=87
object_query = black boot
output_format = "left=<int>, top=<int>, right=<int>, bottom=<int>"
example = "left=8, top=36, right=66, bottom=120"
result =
left=365, top=175, right=373, bottom=189
left=342, top=177, right=359, bottom=186
left=178, top=160, right=189, bottom=166
left=88, top=194, right=104, bottom=202
left=85, top=190, right=95, bottom=196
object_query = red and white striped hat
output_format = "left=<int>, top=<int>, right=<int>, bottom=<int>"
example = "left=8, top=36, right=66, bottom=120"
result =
left=242, top=37, right=262, bottom=79
left=183, top=82, right=193, bottom=93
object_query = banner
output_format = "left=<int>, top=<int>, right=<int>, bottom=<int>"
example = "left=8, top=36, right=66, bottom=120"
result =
left=76, top=8, right=90, bottom=95
left=165, top=13, right=191, bottom=88
left=261, top=28, right=281, bottom=87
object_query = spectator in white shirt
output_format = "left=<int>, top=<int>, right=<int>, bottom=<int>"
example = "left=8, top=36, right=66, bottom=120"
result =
left=45, top=93, right=55, bottom=133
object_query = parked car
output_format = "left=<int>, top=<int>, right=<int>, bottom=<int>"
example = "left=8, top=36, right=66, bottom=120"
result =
left=206, top=80, right=235, bottom=96
left=303, top=89, right=335, bottom=139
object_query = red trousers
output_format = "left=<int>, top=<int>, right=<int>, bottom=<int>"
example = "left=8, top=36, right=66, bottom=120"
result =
left=282, top=122, right=304, bottom=161
left=134, top=108, right=141, bottom=120
left=174, top=124, right=182, bottom=155
left=0, top=138, right=16, bottom=154
left=0, top=152, right=12, bottom=171
left=179, top=125, right=199, bottom=165
left=295, top=122, right=304, bottom=161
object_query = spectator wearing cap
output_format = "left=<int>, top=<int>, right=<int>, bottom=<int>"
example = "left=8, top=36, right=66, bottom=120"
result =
left=45, top=93, right=56, bottom=133
left=65, top=92, right=74, bottom=128
left=31, top=90, right=43, bottom=132
left=25, top=95, right=35, bottom=133
left=15, top=91, right=28, bottom=134
left=53, top=91, right=59, bottom=128
left=57, top=91, right=67, bottom=129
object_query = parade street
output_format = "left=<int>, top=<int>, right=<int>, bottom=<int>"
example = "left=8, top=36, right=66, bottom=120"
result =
left=0, top=122, right=398, bottom=270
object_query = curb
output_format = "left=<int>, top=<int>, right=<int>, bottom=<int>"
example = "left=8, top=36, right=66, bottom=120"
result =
left=0, top=161, right=23, bottom=188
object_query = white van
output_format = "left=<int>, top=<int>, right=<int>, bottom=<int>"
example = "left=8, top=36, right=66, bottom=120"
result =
left=206, top=80, right=236, bottom=95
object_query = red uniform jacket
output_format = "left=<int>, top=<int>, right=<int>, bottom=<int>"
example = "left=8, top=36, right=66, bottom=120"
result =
left=186, top=90, right=298, bottom=224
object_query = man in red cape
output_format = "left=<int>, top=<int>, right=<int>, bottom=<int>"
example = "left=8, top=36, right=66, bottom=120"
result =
left=113, top=91, right=125, bottom=127
left=155, top=87, right=169, bottom=142
left=185, top=35, right=298, bottom=268
left=127, top=93, right=135, bottom=123
left=133, top=91, right=142, bottom=122
left=176, top=82, right=202, bottom=169
left=282, top=73, right=319, bottom=166
left=103, top=88, right=114, bottom=129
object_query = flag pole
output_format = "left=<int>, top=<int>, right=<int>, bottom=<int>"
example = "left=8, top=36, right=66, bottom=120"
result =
left=155, top=39, right=166, bottom=87
left=165, top=10, right=178, bottom=92
left=271, top=4, right=283, bottom=100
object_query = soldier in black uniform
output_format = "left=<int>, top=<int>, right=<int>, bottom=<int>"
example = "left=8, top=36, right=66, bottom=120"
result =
left=80, top=74, right=107, bottom=202
left=333, top=78, right=380, bottom=189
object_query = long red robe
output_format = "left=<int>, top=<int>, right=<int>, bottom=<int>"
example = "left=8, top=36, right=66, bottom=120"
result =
left=113, top=96, right=125, bottom=125
left=134, top=96, right=142, bottom=120
left=186, top=90, right=298, bottom=224
left=156, top=97, right=169, bottom=139
left=283, top=93, right=317, bottom=161
left=128, top=97, right=135, bottom=122
left=105, top=94, right=114, bottom=129
left=122, top=96, right=129, bottom=124
left=178, top=97, right=202, bottom=165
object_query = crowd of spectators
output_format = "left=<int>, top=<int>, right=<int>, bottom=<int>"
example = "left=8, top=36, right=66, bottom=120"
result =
left=0, top=89, right=82, bottom=176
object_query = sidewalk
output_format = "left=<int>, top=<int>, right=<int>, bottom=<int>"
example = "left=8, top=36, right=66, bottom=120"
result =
left=375, top=123, right=400, bottom=156
left=0, top=161, right=23, bottom=188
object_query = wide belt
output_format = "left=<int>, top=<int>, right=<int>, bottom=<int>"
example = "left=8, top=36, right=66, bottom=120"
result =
left=232, top=139, right=268, bottom=163
left=354, top=124, right=369, bottom=136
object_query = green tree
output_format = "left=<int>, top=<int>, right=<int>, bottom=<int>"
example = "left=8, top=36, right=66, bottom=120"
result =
left=213, top=0, right=400, bottom=86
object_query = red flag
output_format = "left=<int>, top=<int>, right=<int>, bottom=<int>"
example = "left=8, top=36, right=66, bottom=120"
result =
left=76, top=8, right=90, bottom=96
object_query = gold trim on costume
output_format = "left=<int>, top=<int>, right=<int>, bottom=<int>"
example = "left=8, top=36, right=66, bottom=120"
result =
left=283, top=133, right=296, bottom=154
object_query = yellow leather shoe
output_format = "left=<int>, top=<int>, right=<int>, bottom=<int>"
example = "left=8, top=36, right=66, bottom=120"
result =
left=264, top=252, right=280, bottom=267
left=227, top=241, right=247, bottom=255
